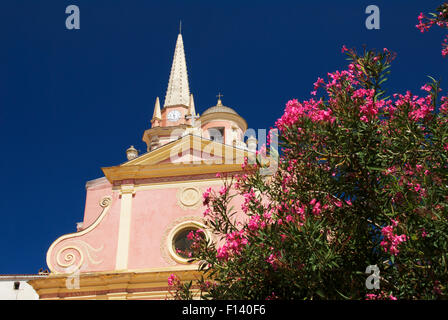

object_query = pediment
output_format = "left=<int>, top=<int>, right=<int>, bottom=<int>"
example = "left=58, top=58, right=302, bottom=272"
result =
left=125, top=134, right=248, bottom=166
left=101, top=134, right=252, bottom=183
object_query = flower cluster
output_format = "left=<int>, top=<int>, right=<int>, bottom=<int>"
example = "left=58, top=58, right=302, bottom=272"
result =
left=167, top=273, right=196, bottom=300
left=168, top=273, right=178, bottom=286
left=170, top=17, right=448, bottom=298
left=203, top=187, right=212, bottom=206
left=393, top=90, right=434, bottom=122
left=275, top=98, right=336, bottom=133
left=416, top=4, right=448, bottom=56
left=266, top=251, right=282, bottom=270
left=380, top=220, right=408, bottom=256
left=216, top=230, right=249, bottom=260
left=365, top=292, right=397, bottom=300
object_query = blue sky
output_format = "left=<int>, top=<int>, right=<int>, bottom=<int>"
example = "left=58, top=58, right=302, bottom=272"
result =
left=0, top=0, right=446, bottom=274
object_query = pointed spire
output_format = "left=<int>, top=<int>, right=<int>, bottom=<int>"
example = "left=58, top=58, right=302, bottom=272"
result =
left=164, top=33, right=190, bottom=107
left=188, top=93, right=196, bottom=116
left=151, top=97, right=162, bottom=127
left=152, top=97, right=161, bottom=119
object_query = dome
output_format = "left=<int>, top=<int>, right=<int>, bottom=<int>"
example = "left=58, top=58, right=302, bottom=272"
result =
left=201, top=99, right=239, bottom=116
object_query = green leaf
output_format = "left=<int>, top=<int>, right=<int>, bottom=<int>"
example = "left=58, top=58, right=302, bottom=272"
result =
left=315, top=289, right=326, bottom=298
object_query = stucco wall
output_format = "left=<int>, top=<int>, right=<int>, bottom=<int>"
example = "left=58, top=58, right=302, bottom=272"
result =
left=0, top=280, right=39, bottom=300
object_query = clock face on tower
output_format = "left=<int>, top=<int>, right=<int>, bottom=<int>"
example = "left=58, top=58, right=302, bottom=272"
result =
left=167, top=110, right=182, bottom=122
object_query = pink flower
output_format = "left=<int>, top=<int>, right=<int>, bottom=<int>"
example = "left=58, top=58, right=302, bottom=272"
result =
left=217, top=230, right=249, bottom=261
left=313, top=77, right=325, bottom=90
left=380, top=222, right=407, bottom=256
left=216, top=246, right=229, bottom=260
left=168, top=274, right=177, bottom=286
left=266, top=252, right=280, bottom=270
left=241, top=156, right=248, bottom=169
left=203, top=207, right=211, bottom=217
left=312, top=201, right=322, bottom=216
left=266, top=292, right=278, bottom=300
left=241, top=189, right=256, bottom=213
left=384, top=166, right=396, bottom=175
left=203, top=187, right=212, bottom=205
left=365, top=292, right=397, bottom=300
left=219, top=185, right=228, bottom=196
left=421, top=228, right=428, bottom=238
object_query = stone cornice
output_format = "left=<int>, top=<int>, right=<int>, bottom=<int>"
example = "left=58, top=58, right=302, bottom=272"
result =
left=29, top=267, right=202, bottom=300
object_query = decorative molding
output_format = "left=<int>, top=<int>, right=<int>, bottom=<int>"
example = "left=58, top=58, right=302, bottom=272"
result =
left=55, top=240, right=104, bottom=271
left=46, top=196, right=113, bottom=274
left=29, top=268, right=202, bottom=300
left=85, top=177, right=110, bottom=190
left=112, top=172, right=241, bottom=187
left=119, top=184, right=135, bottom=195
left=176, top=186, right=201, bottom=210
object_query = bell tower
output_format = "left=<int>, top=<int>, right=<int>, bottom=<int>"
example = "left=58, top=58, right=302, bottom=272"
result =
left=143, top=31, right=196, bottom=151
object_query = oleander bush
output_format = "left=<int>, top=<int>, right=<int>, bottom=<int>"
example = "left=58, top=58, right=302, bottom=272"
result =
left=168, top=3, right=448, bottom=300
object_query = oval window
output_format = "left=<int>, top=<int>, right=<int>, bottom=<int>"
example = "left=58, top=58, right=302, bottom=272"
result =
left=172, top=227, right=198, bottom=260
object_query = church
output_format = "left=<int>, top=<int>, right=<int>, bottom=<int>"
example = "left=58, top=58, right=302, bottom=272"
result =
left=29, top=32, right=256, bottom=300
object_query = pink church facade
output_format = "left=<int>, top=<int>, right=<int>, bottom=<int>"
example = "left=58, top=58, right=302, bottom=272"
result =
left=30, top=33, right=256, bottom=299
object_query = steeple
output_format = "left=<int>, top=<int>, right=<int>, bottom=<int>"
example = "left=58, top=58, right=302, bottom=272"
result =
left=164, top=32, right=190, bottom=107
left=188, top=93, right=196, bottom=116
left=151, top=97, right=161, bottom=127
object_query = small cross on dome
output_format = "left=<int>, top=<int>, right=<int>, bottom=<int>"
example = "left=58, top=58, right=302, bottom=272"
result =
left=216, top=92, right=224, bottom=105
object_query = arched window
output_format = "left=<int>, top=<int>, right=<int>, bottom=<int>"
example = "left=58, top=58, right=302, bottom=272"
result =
left=208, top=127, right=225, bottom=143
